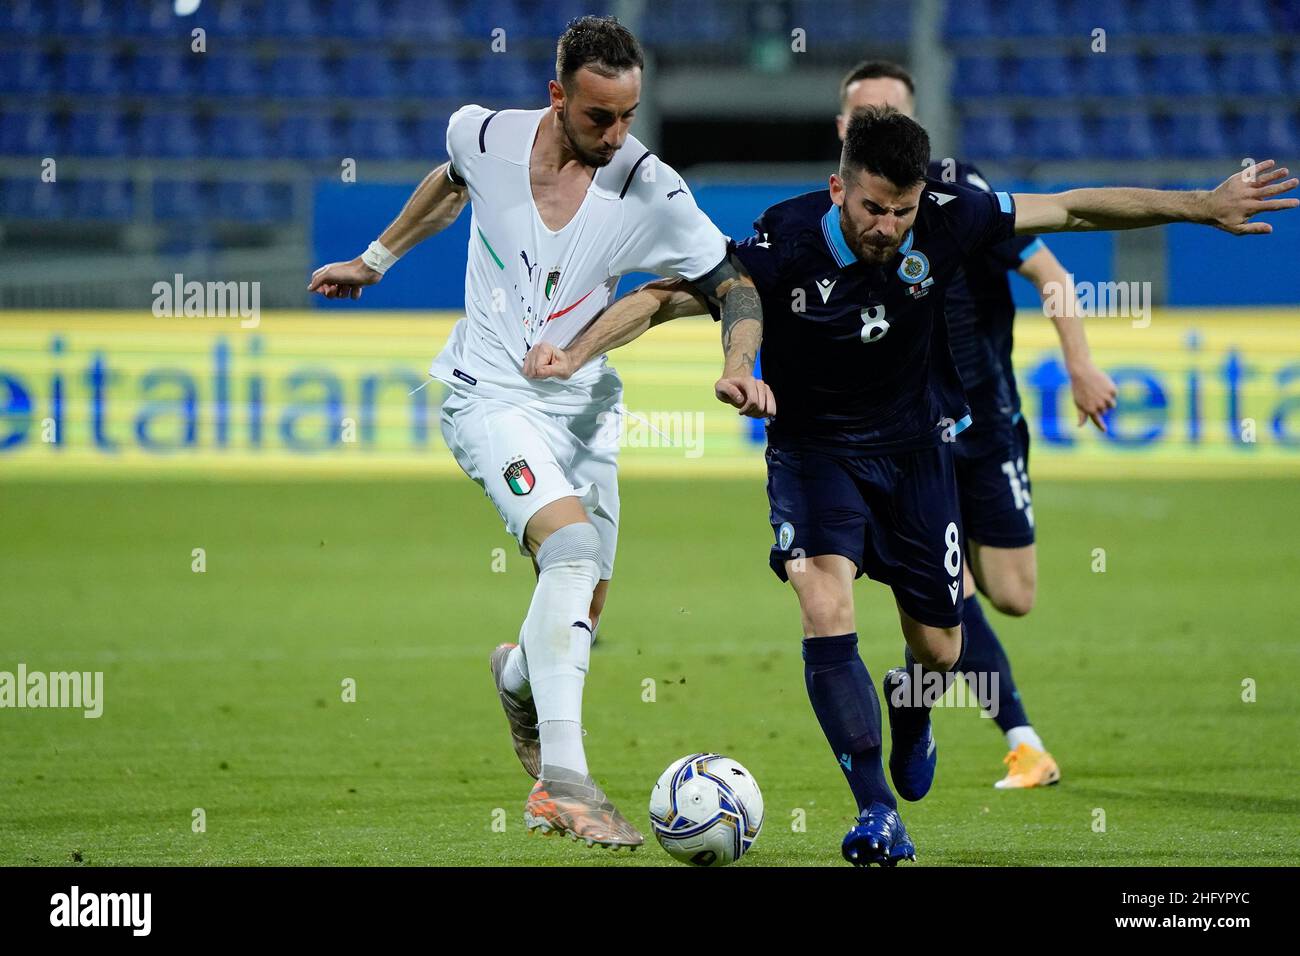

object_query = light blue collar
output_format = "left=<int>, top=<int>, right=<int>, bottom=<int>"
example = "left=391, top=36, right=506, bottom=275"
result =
left=821, top=203, right=914, bottom=268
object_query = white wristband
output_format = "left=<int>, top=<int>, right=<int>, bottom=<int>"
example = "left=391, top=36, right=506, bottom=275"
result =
left=361, top=240, right=399, bottom=275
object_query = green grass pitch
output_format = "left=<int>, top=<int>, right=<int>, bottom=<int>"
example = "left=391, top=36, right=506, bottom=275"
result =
left=1, top=476, right=1296, bottom=866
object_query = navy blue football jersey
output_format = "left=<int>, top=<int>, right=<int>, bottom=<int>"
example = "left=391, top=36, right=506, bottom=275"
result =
left=926, top=159, right=1042, bottom=423
left=726, top=181, right=1017, bottom=455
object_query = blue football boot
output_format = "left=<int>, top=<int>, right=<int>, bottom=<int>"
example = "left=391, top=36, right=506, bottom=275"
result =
left=883, top=667, right=937, bottom=801
left=841, top=801, right=916, bottom=867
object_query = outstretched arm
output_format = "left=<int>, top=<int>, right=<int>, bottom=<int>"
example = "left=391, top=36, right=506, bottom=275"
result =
left=1012, top=161, right=1297, bottom=236
left=309, top=161, right=469, bottom=299
left=1016, top=245, right=1117, bottom=431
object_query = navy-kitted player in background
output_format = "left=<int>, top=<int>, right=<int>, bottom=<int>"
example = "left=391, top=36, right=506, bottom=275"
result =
left=838, top=60, right=1120, bottom=790
left=523, top=108, right=1297, bottom=866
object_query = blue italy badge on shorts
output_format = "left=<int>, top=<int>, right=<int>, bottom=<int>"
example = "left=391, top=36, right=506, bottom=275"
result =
left=503, top=456, right=535, bottom=495
left=778, top=521, right=795, bottom=551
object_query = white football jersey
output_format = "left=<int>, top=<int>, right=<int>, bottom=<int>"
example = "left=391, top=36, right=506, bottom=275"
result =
left=429, top=104, right=728, bottom=412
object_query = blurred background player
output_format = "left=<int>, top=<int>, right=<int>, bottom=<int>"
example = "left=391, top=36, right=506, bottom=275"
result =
left=309, top=15, right=770, bottom=851
left=837, top=60, right=1120, bottom=789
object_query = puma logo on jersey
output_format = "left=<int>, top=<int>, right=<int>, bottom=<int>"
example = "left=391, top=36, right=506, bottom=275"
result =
left=520, top=250, right=537, bottom=280
left=928, top=191, right=957, bottom=206
left=667, top=179, right=687, bottom=200
left=815, top=278, right=837, bottom=303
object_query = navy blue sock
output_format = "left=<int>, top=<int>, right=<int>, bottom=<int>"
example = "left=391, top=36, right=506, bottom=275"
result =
left=959, top=593, right=1030, bottom=732
left=802, top=634, right=896, bottom=814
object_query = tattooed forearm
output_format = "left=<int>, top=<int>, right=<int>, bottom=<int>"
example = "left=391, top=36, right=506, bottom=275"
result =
left=720, top=282, right=762, bottom=374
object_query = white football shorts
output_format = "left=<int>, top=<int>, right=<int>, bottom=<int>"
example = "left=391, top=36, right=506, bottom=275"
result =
left=439, top=386, right=621, bottom=580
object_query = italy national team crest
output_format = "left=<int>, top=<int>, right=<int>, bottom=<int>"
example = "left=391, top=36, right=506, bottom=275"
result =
left=503, top=456, right=535, bottom=496
left=545, top=269, right=560, bottom=300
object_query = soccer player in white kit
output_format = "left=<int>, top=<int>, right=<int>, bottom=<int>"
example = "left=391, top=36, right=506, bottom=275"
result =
left=308, top=17, right=772, bottom=850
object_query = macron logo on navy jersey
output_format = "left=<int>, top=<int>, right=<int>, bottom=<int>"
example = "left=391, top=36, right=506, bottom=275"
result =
left=928, top=192, right=957, bottom=206
left=815, top=278, right=836, bottom=303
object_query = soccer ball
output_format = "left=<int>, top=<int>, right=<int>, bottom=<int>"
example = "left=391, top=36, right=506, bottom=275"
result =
left=648, top=753, right=764, bottom=866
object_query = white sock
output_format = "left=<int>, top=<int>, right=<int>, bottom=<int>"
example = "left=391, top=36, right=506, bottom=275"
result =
left=1006, top=725, right=1045, bottom=752
left=539, top=719, right=587, bottom=775
left=503, top=644, right=530, bottom=699
left=518, top=526, right=599, bottom=776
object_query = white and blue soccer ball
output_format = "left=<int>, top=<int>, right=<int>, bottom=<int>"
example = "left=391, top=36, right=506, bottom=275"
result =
left=649, top=753, right=764, bottom=866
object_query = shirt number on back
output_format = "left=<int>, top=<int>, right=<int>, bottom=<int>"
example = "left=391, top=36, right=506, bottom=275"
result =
left=1000, top=457, right=1034, bottom=528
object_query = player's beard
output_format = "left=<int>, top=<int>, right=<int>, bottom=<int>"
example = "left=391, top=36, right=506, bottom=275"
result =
left=559, top=108, right=616, bottom=168
left=838, top=207, right=901, bottom=264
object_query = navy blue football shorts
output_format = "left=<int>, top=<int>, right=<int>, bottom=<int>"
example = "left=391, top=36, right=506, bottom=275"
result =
left=765, top=440, right=966, bottom=629
left=952, top=414, right=1035, bottom=549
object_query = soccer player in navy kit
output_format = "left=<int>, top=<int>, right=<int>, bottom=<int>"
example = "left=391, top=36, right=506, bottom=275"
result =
left=525, top=108, right=1296, bottom=865
left=837, top=61, right=1120, bottom=789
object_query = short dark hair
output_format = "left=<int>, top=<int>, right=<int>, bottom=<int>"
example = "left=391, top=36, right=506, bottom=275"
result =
left=840, top=106, right=930, bottom=189
left=556, top=16, right=644, bottom=89
left=839, top=59, right=916, bottom=109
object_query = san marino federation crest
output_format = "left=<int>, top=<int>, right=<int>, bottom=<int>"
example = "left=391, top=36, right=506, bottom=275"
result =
left=778, top=521, right=796, bottom=551
left=897, top=249, right=930, bottom=285
left=503, top=456, right=535, bottom=495
left=545, top=268, right=560, bottom=300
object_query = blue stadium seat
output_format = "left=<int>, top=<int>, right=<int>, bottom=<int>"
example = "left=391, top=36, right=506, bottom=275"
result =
left=207, top=113, right=271, bottom=159
left=404, top=55, right=472, bottom=100
left=1218, top=51, right=1284, bottom=96
left=344, top=115, right=406, bottom=160
left=1026, top=114, right=1087, bottom=160
left=528, top=0, right=597, bottom=40
left=73, top=179, right=134, bottom=220
left=276, top=114, right=339, bottom=159
left=261, top=0, right=320, bottom=38
left=330, top=0, right=387, bottom=40
left=153, top=180, right=207, bottom=220
left=66, top=109, right=131, bottom=157
left=53, top=0, right=121, bottom=37
left=1289, top=53, right=1300, bottom=94
left=1003, top=0, right=1063, bottom=37
left=1079, top=52, right=1144, bottom=97
left=1, top=50, right=55, bottom=94
left=215, top=181, right=280, bottom=222
left=943, top=0, right=996, bottom=39
left=952, top=57, right=1003, bottom=98
left=3, top=178, right=65, bottom=218
left=268, top=53, right=334, bottom=98
left=1205, top=0, right=1271, bottom=34
left=59, top=51, right=125, bottom=95
left=135, top=113, right=204, bottom=158
left=1162, top=112, right=1230, bottom=158
left=210, top=0, right=263, bottom=38
left=1089, top=113, right=1158, bottom=160
left=412, top=115, right=449, bottom=160
left=1148, top=54, right=1214, bottom=96
left=336, top=53, right=399, bottom=99
left=199, top=53, right=264, bottom=97
left=0, top=0, right=53, bottom=37
left=1132, top=0, right=1201, bottom=35
left=1067, top=0, right=1132, bottom=34
left=960, top=112, right=1018, bottom=162
left=388, top=0, right=460, bottom=41
left=122, top=0, right=182, bottom=37
left=1014, top=55, right=1073, bottom=98
left=1234, top=113, right=1299, bottom=158
left=472, top=56, right=549, bottom=100
left=461, top=0, right=532, bottom=43
left=1, top=111, right=64, bottom=155
left=129, top=53, right=196, bottom=96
